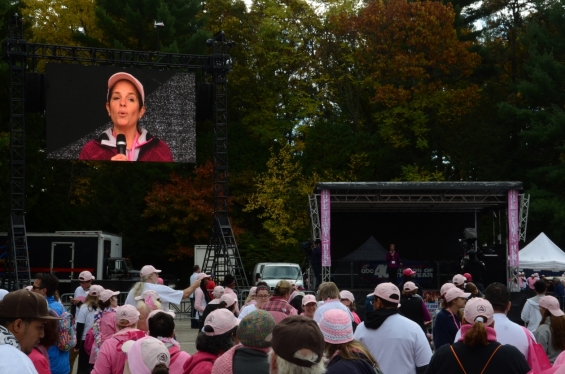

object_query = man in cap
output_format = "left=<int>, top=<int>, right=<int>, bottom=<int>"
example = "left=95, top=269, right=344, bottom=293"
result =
left=268, top=315, right=326, bottom=374
left=454, top=282, right=535, bottom=358
left=353, top=283, right=432, bottom=374
left=32, top=273, right=70, bottom=374
left=70, top=270, right=95, bottom=368
left=72, top=270, right=94, bottom=310
left=0, top=289, right=61, bottom=374
left=125, top=265, right=201, bottom=311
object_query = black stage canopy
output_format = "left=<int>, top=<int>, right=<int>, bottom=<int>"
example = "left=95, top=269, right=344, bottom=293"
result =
left=315, top=181, right=523, bottom=213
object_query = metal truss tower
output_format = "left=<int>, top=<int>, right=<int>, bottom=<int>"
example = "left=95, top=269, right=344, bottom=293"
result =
left=2, top=14, right=31, bottom=291
left=201, top=32, right=249, bottom=292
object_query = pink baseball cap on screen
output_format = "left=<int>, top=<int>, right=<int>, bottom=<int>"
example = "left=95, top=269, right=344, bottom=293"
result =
left=464, top=298, right=494, bottom=326
left=440, top=283, right=456, bottom=296
left=107, top=72, right=145, bottom=105
left=202, top=308, right=240, bottom=336
left=122, top=336, right=169, bottom=374
left=403, top=268, right=417, bottom=277
left=444, top=287, right=471, bottom=302
left=140, top=265, right=161, bottom=277
left=539, top=296, right=565, bottom=317
left=373, top=283, right=401, bottom=304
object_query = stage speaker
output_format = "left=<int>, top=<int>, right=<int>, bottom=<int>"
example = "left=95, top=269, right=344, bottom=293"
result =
left=196, top=83, right=214, bottom=122
left=26, top=73, right=44, bottom=113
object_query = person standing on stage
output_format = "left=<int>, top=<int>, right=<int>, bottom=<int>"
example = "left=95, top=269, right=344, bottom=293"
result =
left=386, top=244, right=402, bottom=285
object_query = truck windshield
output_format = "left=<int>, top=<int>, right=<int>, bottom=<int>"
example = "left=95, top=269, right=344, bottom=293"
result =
left=262, top=266, right=301, bottom=280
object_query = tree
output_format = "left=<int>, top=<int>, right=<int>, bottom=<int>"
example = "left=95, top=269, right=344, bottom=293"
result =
left=143, top=160, right=241, bottom=260
left=93, top=0, right=209, bottom=53
left=498, top=0, right=565, bottom=244
left=245, top=143, right=318, bottom=247
left=21, top=0, right=104, bottom=45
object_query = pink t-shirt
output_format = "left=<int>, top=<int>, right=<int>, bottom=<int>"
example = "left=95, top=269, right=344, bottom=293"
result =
left=29, top=346, right=50, bottom=374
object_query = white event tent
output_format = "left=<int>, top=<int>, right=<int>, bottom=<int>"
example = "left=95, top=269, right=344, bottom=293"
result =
left=519, top=232, right=565, bottom=271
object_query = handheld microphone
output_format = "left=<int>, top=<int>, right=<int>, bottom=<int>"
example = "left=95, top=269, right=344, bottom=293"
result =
left=116, top=134, right=127, bottom=155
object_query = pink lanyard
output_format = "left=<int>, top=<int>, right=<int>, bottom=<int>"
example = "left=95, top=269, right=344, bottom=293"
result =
left=126, top=132, right=140, bottom=161
left=448, top=309, right=461, bottom=329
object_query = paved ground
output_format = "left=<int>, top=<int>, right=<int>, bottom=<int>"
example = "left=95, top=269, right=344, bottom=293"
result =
left=175, top=318, right=200, bottom=354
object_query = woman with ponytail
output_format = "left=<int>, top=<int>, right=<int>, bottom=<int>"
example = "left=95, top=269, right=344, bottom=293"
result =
left=534, top=295, right=565, bottom=363
left=426, top=298, right=530, bottom=373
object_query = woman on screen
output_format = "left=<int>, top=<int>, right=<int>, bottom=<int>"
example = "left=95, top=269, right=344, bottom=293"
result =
left=79, top=72, right=173, bottom=162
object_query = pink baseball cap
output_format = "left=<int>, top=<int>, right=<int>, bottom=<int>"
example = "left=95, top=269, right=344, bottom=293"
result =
left=212, top=286, right=225, bottom=298
left=464, top=298, right=494, bottom=326
left=219, top=293, right=237, bottom=307
left=107, top=72, right=145, bottom=105
left=403, top=282, right=418, bottom=291
left=445, top=287, right=471, bottom=302
left=197, top=273, right=211, bottom=280
left=539, top=296, right=565, bottom=317
left=373, top=283, right=401, bottom=304
left=302, top=295, right=317, bottom=306
left=100, top=289, right=119, bottom=302
left=140, top=265, right=161, bottom=278
left=463, top=273, right=473, bottom=282
left=319, top=309, right=353, bottom=344
left=339, top=290, right=355, bottom=303
left=202, top=308, right=240, bottom=336
left=453, top=274, right=467, bottom=286
left=115, top=304, right=140, bottom=327
left=122, top=336, right=169, bottom=374
left=403, top=268, right=417, bottom=277
left=440, top=283, right=456, bottom=296
left=249, top=287, right=257, bottom=296
left=78, top=271, right=95, bottom=281
left=88, top=285, right=105, bottom=297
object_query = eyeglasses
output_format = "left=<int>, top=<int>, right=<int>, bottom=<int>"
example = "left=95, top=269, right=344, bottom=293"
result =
left=257, top=294, right=270, bottom=299
left=32, top=284, right=44, bottom=290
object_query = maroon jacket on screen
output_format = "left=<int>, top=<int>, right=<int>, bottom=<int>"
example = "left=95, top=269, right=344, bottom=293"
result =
left=79, top=128, right=174, bottom=162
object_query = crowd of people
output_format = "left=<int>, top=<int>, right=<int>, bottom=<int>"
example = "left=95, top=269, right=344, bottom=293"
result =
left=4, top=266, right=565, bottom=374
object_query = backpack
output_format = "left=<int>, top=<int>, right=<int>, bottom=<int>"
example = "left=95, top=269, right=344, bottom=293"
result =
left=84, top=327, right=94, bottom=355
left=56, top=309, right=77, bottom=351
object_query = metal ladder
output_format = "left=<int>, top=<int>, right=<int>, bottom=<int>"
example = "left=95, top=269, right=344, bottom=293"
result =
left=202, top=216, right=249, bottom=293
left=2, top=215, right=31, bottom=291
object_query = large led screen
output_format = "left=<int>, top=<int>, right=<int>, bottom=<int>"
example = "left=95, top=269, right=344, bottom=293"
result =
left=46, top=64, right=196, bottom=163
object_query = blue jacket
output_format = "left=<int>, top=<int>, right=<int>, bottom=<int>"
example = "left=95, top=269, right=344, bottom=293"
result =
left=46, top=296, right=70, bottom=374
left=432, top=308, right=461, bottom=350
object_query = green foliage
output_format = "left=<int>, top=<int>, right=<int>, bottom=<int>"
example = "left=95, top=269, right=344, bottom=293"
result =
left=93, top=0, right=209, bottom=53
